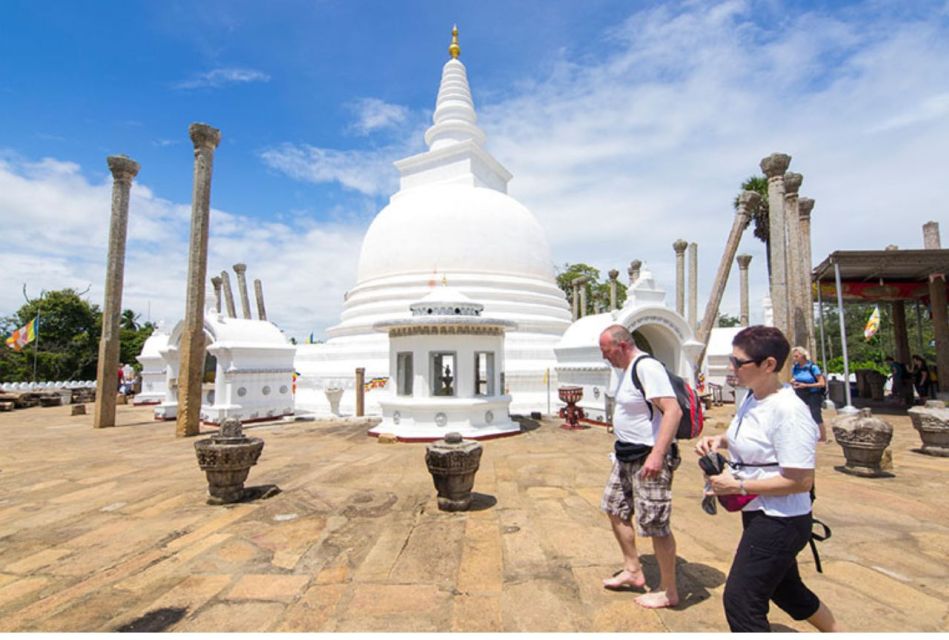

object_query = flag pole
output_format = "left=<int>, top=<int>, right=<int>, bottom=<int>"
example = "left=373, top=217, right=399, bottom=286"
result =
left=31, top=312, right=40, bottom=382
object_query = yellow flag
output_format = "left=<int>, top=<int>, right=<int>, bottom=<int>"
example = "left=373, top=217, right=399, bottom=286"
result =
left=863, top=306, right=880, bottom=340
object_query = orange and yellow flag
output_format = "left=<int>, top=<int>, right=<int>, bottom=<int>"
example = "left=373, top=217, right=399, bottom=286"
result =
left=5, top=317, right=38, bottom=352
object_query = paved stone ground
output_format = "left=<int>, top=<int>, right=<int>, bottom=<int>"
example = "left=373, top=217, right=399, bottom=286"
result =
left=0, top=402, right=946, bottom=632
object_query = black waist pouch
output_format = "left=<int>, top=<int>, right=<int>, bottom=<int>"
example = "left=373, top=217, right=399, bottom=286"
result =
left=614, top=440, right=652, bottom=463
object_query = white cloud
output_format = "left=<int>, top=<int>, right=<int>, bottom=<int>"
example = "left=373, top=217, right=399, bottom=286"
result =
left=260, top=143, right=403, bottom=196
left=175, top=67, right=270, bottom=90
left=1, top=152, right=365, bottom=341
left=348, top=98, right=410, bottom=135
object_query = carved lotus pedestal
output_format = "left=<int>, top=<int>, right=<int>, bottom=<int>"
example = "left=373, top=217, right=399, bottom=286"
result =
left=324, top=387, right=344, bottom=416
left=558, top=386, right=587, bottom=430
left=908, top=400, right=949, bottom=457
left=194, top=417, right=264, bottom=504
left=832, top=408, right=893, bottom=477
left=425, top=432, right=482, bottom=511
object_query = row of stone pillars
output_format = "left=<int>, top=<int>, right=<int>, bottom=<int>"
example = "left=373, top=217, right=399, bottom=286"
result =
left=569, top=269, right=626, bottom=321
left=210, top=265, right=268, bottom=321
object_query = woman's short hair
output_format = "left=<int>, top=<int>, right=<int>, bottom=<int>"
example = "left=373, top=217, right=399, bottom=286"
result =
left=733, top=325, right=791, bottom=370
left=791, top=346, right=811, bottom=361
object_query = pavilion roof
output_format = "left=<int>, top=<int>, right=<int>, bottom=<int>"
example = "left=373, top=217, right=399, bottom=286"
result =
left=812, top=249, right=949, bottom=283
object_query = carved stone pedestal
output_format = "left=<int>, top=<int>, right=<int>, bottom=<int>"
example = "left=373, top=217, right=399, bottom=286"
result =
left=558, top=386, right=587, bottom=430
left=194, top=417, right=264, bottom=504
left=425, top=432, right=482, bottom=511
left=908, top=400, right=949, bottom=457
left=324, top=387, right=344, bottom=416
left=832, top=408, right=893, bottom=477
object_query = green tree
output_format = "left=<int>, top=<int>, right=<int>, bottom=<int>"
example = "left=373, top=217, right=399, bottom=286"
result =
left=120, top=309, right=140, bottom=331
left=734, top=175, right=770, bottom=276
left=717, top=313, right=741, bottom=327
left=0, top=289, right=100, bottom=381
left=555, top=263, right=628, bottom=316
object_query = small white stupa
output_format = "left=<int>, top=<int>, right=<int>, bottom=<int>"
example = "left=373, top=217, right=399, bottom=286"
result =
left=369, top=286, right=519, bottom=441
left=133, top=325, right=169, bottom=405
left=294, top=26, right=571, bottom=417
left=554, top=266, right=704, bottom=423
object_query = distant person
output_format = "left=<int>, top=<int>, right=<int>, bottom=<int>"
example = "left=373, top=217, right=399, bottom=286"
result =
left=790, top=347, right=827, bottom=442
left=884, top=356, right=913, bottom=406
left=911, top=355, right=930, bottom=403
left=696, top=325, right=839, bottom=632
left=598, top=324, right=682, bottom=609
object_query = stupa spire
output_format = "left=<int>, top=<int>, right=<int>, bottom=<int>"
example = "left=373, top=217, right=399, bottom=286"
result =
left=424, top=25, right=486, bottom=151
left=449, top=24, right=460, bottom=59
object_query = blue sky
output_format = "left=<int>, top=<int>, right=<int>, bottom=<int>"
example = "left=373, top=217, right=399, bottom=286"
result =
left=2, top=0, right=948, bottom=340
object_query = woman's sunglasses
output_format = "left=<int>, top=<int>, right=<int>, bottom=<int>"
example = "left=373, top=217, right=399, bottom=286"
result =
left=729, top=355, right=763, bottom=368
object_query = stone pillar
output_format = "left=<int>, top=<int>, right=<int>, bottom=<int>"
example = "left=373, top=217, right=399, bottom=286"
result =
left=923, top=222, right=949, bottom=395
left=220, top=270, right=237, bottom=318
left=93, top=155, right=140, bottom=429
left=571, top=282, right=579, bottom=321
left=737, top=254, right=753, bottom=327
left=760, top=153, right=792, bottom=343
left=579, top=281, right=588, bottom=318
left=688, top=242, right=698, bottom=329
left=209, top=277, right=222, bottom=313
left=233, top=263, right=252, bottom=319
left=254, top=279, right=267, bottom=321
left=176, top=123, right=221, bottom=439
left=572, top=276, right=590, bottom=319
left=608, top=269, right=619, bottom=311
left=799, top=197, right=816, bottom=353
left=355, top=367, right=365, bottom=417
left=673, top=239, right=688, bottom=316
left=892, top=301, right=911, bottom=365
left=628, top=260, right=642, bottom=286
left=924, top=221, right=941, bottom=249
left=784, top=172, right=806, bottom=349
left=695, top=191, right=759, bottom=356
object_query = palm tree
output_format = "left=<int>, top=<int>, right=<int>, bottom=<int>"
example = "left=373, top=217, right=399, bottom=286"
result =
left=120, top=309, right=139, bottom=331
left=734, top=175, right=770, bottom=276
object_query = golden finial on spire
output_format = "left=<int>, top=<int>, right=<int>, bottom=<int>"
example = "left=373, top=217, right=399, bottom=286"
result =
left=449, top=24, right=460, bottom=59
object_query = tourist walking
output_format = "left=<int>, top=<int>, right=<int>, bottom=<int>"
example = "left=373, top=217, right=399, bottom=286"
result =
left=790, top=347, right=827, bottom=442
left=598, top=324, right=682, bottom=609
left=696, top=326, right=838, bottom=632
left=910, top=355, right=930, bottom=402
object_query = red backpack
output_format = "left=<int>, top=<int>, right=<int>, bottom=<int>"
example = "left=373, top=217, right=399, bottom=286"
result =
left=630, top=355, right=704, bottom=440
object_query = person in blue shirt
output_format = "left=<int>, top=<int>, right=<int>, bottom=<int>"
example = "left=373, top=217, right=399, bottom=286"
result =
left=790, top=347, right=827, bottom=442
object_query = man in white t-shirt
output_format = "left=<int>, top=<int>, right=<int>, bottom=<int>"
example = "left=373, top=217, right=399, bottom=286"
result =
left=598, top=324, right=682, bottom=609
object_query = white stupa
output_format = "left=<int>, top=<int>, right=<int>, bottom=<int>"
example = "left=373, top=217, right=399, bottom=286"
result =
left=294, top=27, right=571, bottom=416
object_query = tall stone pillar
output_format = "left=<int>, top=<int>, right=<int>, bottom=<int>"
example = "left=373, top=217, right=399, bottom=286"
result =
left=798, top=197, right=816, bottom=353
left=923, top=222, right=949, bottom=394
left=579, top=280, right=588, bottom=318
left=688, top=242, right=698, bottom=329
left=608, top=269, right=619, bottom=311
left=220, top=270, right=237, bottom=318
left=760, top=153, right=792, bottom=343
left=233, top=263, right=252, bottom=319
left=176, top=123, right=221, bottom=438
left=628, top=260, right=642, bottom=286
left=695, top=191, right=759, bottom=356
left=210, top=276, right=223, bottom=313
left=254, top=279, right=267, bottom=321
left=892, top=300, right=911, bottom=365
left=93, top=155, right=140, bottom=429
left=737, top=254, right=753, bottom=327
left=572, top=276, right=590, bottom=319
left=355, top=367, right=365, bottom=417
left=673, top=239, right=688, bottom=316
left=571, top=282, right=579, bottom=321
left=783, top=172, right=806, bottom=349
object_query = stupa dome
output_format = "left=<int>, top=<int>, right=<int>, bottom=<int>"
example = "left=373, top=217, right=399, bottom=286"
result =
left=357, top=184, right=556, bottom=283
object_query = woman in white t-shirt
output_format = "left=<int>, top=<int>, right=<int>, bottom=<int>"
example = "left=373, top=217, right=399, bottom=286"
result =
left=695, top=326, right=839, bottom=632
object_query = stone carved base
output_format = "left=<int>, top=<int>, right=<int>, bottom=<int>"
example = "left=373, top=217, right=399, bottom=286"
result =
left=908, top=400, right=949, bottom=457
left=832, top=408, right=893, bottom=478
left=194, top=417, right=264, bottom=504
left=425, top=432, right=482, bottom=511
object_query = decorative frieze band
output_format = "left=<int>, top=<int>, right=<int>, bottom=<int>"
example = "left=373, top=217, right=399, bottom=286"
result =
left=389, top=325, right=504, bottom=337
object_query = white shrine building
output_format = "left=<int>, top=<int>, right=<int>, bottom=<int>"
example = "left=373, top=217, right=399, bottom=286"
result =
left=369, top=287, right=519, bottom=441
left=133, top=327, right=170, bottom=405
left=154, top=310, right=296, bottom=425
left=554, top=266, right=704, bottom=424
left=294, top=28, right=571, bottom=417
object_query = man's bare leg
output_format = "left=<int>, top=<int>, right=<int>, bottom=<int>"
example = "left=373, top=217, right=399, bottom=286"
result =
left=807, top=602, right=840, bottom=632
left=635, top=532, right=679, bottom=608
left=604, top=513, right=646, bottom=589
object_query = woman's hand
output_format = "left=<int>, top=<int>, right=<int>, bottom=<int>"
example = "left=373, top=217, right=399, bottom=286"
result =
left=706, top=468, right=741, bottom=495
left=695, top=435, right=725, bottom=457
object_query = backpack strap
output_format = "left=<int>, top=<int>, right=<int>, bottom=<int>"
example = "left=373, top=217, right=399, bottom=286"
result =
left=630, top=355, right=657, bottom=421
